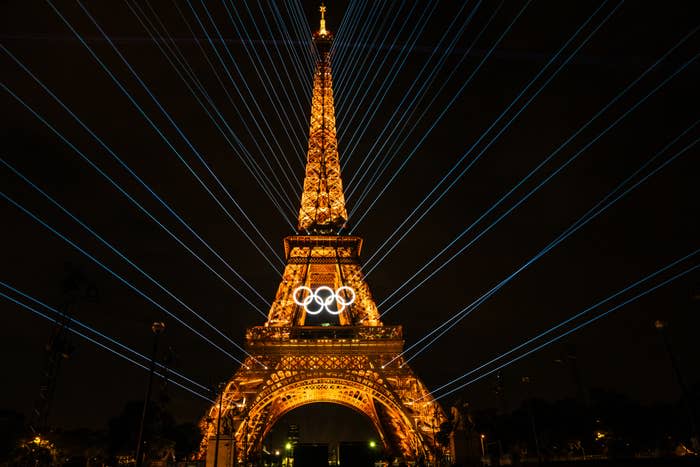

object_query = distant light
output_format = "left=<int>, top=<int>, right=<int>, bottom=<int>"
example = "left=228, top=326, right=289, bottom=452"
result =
left=369, top=440, right=376, bottom=448
left=480, top=434, right=485, bottom=439
left=274, top=450, right=280, bottom=456
left=285, top=442, right=292, bottom=450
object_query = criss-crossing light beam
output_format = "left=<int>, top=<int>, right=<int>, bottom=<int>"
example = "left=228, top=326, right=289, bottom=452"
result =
left=168, top=0, right=301, bottom=220
left=0, top=281, right=210, bottom=394
left=379, top=119, right=699, bottom=315
left=385, top=131, right=698, bottom=368
left=1, top=289, right=214, bottom=402
left=333, top=1, right=384, bottom=96
left=343, top=0, right=483, bottom=200
left=46, top=0, right=286, bottom=272
left=235, top=1, right=309, bottom=146
left=125, top=0, right=297, bottom=229
left=1, top=190, right=259, bottom=367
left=336, top=2, right=410, bottom=122
left=1, top=58, right=270, bottom=312
left=268, top=0, right=315, bottom=102
left=187, top=0, right=304, bottom=191
left=2, top=157, right=260, bottom=365
left=331, top=0, right=368, bottom=74
left=348, top=0, right=535, bottom=232
left=418, top=248, right=699, bottom=401
left=356, top=0, right=619, bottom=248
left=428, top=259, right=700, bottom=402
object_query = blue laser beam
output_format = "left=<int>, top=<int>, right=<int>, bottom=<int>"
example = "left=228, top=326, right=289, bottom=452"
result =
left=0, top=76, right=269, bottom=316
left=1, top=190, right=252, bottom=367
left=430, top=261, right=700, bottom=402
left=68, top=0, right=286, bottom=270
left=0, top=281, right=210, bottom=393
left=1, top=291, right=214, bottom=402
left=420, top=248, right=699, bottom=400
left=2, top=157, right=259, bottom=364
left=343, top=0, right=482, bottom=199
left=336, top=2, right=409, bottom=122
left=348, top=0, right=534, bottom=232
left=379, top=120, right=699, bottom=314
left=359, top=0, right=618, bottom=255
left=392, top=134, right=698, bottom=367
left=182, top=0, right=302, bottom=202
left=168, top=0, right=300, bottom=219
left=125, top=0, right=297, bottom=228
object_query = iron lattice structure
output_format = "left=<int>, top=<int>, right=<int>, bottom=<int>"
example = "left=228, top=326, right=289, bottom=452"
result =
left=200, top=7, right=449, bottom=464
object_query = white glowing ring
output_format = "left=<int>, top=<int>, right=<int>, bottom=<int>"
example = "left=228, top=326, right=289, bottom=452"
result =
left=292, top=286, right=356, bottom=315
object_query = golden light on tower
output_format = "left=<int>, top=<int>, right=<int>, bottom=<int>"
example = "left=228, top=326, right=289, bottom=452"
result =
left=199, top=4, right=449, bottom=465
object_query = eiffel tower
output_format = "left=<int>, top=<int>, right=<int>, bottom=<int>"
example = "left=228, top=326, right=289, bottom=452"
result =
left=201, top=5, right=449, bottom=465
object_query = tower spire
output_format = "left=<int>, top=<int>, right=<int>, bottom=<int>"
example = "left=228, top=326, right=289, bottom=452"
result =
left=318, top=3, right=328, bottom=36
left=298, top=2, right=347, bottom=234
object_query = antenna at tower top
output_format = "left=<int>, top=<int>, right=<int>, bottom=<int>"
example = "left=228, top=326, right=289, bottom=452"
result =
left=318, top=2, right=329, bottom=37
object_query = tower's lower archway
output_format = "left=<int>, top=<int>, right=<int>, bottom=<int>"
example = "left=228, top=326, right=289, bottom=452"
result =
left=264, top=402, right=378, bottom=447
left=200, top=326, right=451, bottom=465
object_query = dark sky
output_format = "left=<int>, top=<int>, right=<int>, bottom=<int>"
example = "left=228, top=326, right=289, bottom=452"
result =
left=1, top=0, right=698, bottom=445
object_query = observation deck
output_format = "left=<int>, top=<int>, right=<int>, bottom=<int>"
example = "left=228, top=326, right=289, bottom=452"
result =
left=245, top=325, right=404, bottom=354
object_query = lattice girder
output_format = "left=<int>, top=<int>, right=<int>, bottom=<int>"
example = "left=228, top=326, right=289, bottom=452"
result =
left=200, top=338, right=449, bottom=463
left=266, top=236, right=381, bottom=326
left=298, top=51, right=347, bottom=233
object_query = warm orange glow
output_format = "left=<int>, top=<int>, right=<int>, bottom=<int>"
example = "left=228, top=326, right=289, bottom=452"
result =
left=197, top=7, right=447, bottom=464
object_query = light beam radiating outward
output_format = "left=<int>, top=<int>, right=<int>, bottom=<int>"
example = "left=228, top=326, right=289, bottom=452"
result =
left=268, top=0, right=314, bottom=102
left=46, top=0, right=285, bottom=273
left=347, top=0, right=536, bottom=233
left=428, top=257, right=700, bottom=402
left=233, top=0, right=309, bottom=152
left=0, top=281, right=210, bottom=395
left=331, top=0, right=368, bottom=76
left=1, top=158, right=258, bottom=364
left=377, top=40, right=698, bottom=316
left=342, top=0, right=483, bottom=199
left=338, top=1, right=440, bottom=147
left=358, top=0, right=621, bottom=256
left=0, top=190, right=258, bottom=368
left=184, top=0, right=302, bottom=197
left=371, top=26, right=698, bottom=301
left=0, top=288, right=213, bottom=403
left=385, top=132, right=698, bottom=368
left=333, top=1, right=384, bottom=95
left=419, top=249, right=700, bottom=401
left=336, top=1, right=418, bottom=126
left=0, top=80, right=268, bottom=316
left=165, top=1, right=300, bottom=223
left=124, top=0, right=299, bottom=227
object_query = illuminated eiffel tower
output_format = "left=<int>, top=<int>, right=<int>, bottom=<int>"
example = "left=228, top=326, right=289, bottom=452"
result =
left=201, top=5, right=449, bottom=465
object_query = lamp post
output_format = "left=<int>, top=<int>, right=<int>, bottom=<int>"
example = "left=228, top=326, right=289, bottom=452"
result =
left=521, top=376, right=541, bottom=466
left=480, top=434, right=486, bottom=461
left=135, top=321, right=165, bottom=467
left=212, top=383, right=224, bottom=467
left=655, top=320, right=698, bottom=439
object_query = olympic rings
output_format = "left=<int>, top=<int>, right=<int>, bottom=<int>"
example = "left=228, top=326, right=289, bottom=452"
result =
left=292, top=286, right=356, bottom=315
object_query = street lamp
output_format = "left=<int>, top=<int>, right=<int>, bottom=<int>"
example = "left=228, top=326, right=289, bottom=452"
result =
left=135, top=321, right=165, bottom=467
left=285, top=442, right=292, bottom=467
left=655, top=320, right=698, bottom=439
left=212, top=382, right=225, bottom=467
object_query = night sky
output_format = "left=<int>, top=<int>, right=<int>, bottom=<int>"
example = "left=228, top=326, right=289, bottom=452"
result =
left=1, top=0, right=698, bottom=445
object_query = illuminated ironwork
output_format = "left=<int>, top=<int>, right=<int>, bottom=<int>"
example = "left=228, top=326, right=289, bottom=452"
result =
left=298, top=6, right=347, bottom=235
left=200, top=5, right=449, bottom=464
